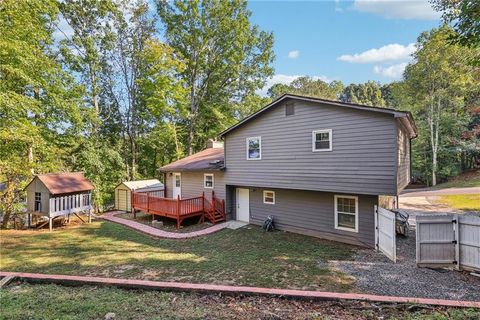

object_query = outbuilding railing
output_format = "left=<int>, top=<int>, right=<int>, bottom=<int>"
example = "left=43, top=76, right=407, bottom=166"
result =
left=49, top=193, right=92, bottom=217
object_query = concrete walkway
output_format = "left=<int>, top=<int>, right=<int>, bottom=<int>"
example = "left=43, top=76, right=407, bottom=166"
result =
left=102, top=211, right=229, bottom=239
left=1, top=271, right=478, bottom=308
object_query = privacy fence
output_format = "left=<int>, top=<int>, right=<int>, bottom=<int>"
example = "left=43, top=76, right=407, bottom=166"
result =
left=416, top=214, right=480, bottom=272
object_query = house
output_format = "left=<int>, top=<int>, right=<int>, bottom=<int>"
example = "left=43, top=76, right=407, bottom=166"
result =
left=25, top=172, right=94, bottom=230
left=141, top=94, right=417, bottom=246
left=114, top=179, right=164, bottom=212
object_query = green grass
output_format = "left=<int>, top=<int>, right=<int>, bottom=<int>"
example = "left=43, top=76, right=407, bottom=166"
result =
left=1, top=283, right=478, bottom=320
left=435, top=194, right=480, bottom=211
left=0, top=221, right=354, bottom=291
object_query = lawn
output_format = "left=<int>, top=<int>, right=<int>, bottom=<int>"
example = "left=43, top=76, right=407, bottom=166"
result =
left=0, top=221, right=354, bottom=291
left=1, top=282, right=478, bottom=320
left=435, top=194, right=480, bottom=211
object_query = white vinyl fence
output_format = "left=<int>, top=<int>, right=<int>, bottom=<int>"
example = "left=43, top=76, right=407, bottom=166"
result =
left=416, top=214, right=480, bottom=272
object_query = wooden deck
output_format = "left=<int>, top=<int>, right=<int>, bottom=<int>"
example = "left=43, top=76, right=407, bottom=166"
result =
left=132, top=191, right=226, bottom=229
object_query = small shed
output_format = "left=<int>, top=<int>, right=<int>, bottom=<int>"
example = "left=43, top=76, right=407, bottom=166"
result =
left=25, top=172, right=94, bottom=230
left=115, top=179, right=164, bottom=212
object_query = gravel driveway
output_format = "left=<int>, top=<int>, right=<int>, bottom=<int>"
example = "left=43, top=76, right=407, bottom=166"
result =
left=332, top=229, right=480, bottom=301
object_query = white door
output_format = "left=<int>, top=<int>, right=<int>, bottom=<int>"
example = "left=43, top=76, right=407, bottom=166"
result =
left=236, top=188, right=250, bottom=222
left=375, top=206, right=396, bottom=262
left=172, top=173, right=181, bottom=199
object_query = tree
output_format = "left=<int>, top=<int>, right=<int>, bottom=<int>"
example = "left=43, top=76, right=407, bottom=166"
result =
left=431, top=0, right=480, bottom=49
left=0, top=0, right=83, bottom=227
left=340, top=81, right=386, bottom=107
left=157, top=0, right=275, bottom=155
left=402, top=26, right=477, bottom=185
left=267, top=77, right=344, bottom=101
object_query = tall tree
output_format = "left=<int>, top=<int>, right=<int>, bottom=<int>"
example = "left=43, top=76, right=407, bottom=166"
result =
left=267, top=77, right=344, bottom=101
left=431, top=0, right=480, bottom=49
left=402, top=26, right=477, bottom=185
left=157, top=0, right=275, bottom=155
left=0, top=0, right=83, bottom=227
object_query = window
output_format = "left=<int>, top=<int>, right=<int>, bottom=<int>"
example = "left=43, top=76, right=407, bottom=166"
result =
left=334, top=195, right=358, bottom=232
left=312, top=129, right=332, bottom=151
left=175, top=174, right=181, bottom=188
left=285, top=102, right=295, bottom=116
left=204, top=174, right=214, bottom=189
left=263, top=190, right=275, bottom=204
left=34, top=192, right=41, bottom=211
left=246, top=136, right=261, bottom=160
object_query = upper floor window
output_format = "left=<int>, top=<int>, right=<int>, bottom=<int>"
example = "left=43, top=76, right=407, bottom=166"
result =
left=312, top=129, right=332, bottom=152
left=204, top=173, right=214, bottom=189
left=285, top=102, right=295, bottom=116
left=247, top=136, right=261, bottom=160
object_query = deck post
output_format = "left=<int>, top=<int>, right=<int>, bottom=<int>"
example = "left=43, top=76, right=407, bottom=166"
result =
left=176, top=195, right=181, bottom=229
left=202, top=192, right=205, bottom=216
left=49, top=217, right=53, bottom=232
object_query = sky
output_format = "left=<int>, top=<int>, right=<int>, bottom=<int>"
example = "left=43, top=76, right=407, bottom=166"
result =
left=247, top=0, right=442, bottom=93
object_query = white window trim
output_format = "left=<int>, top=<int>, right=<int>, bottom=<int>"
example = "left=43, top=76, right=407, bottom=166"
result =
left=204, top=173, right=214, bottom=189
left=312, top=129, right=333, bottom=152
left=334, top=195, right=359, bottom=233
left=263, top=190, right=275, bottom=205
left=246, top=136, right=262, bottom=160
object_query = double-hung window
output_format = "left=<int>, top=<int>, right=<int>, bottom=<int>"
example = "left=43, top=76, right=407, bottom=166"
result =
left=246, top=136, right=261, bottom=160
left=334, top=195, right=358, bottom=232
left=204, top=173, right=214, bottom=189
left=312, top=129, right=332, bottom=152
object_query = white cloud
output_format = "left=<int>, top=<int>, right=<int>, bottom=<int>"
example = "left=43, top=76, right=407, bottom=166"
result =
left=287, top=50, right=300, bottom=59
left=337, top=43, right=415, bottom=63
left=373, top=62, right=408, bottom=79
left=258, top=74, right=333, bottom=96
left=353, top=0, right=440, bottom=20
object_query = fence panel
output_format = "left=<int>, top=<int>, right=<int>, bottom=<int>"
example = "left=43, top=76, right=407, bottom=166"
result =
left=416, top=214, right=480, bottom=271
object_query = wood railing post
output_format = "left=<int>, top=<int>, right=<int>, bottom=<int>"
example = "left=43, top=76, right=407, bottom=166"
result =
left=176, top=195, right=181, bottom=229
left=147, top=192, right=151, bottom=211
left=202, top=191, right=205, bottom=213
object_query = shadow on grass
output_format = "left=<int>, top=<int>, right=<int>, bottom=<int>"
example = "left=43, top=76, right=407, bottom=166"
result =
left=1, top=221, right=357, bottom=291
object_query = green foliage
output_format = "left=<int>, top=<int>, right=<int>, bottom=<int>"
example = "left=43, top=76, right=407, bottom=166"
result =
left=267, top=77, right=344, bottom=101
left=157, top=0, right=275, bottom=154
left=340, top=80, right=386, bottom=107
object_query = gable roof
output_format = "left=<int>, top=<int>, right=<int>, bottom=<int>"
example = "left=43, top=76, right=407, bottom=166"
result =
left=219, top=94, right=417, bottom=139
left=120, top=179, right=163, bottom=191
left=159, top=147, right=225, bottom=172
left=30, top=172, right=94, bottom=195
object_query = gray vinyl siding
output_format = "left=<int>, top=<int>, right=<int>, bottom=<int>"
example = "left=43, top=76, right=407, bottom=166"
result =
left=26, top=178, right=50, bottom=215
left=164, top=171, right=230, bottom=214
left=238, top=186, right=377, bottom=248
left=224, top=100, right=398, bottom=195
left=396, top=120, right=410, bottom=193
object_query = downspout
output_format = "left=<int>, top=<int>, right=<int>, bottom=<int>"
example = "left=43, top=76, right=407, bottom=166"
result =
left=163, top=172, right=167, bottom=198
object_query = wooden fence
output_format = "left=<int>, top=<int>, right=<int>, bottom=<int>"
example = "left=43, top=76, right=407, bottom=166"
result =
left=416, top=214, right=480, bottom=272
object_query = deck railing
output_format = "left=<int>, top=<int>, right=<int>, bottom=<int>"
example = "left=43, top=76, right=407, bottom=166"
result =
left=49, top=193, right=92, bottom=217
left=132, top=191, right=225, bottom=228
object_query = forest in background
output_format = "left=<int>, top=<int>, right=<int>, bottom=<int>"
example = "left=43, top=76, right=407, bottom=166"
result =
left=1, top=0, right=479, bottom=224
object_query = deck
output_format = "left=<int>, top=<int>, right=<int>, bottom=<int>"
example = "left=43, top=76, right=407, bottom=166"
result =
left=132, top=191, right=226, bottom=228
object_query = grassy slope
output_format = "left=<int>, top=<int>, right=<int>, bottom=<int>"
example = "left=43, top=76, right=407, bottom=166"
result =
left=1, top=283, right=478, bottom=320
left=0, top=222, right=354, bottom=291
left=435, top=170, right=480, bottom=188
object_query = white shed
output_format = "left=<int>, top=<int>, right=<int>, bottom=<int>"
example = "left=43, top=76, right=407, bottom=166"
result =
left=114, top=179, right=164, bottom=212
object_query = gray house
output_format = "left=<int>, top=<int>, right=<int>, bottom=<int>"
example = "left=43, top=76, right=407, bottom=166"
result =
left=159, top=94, right=416, bottom=246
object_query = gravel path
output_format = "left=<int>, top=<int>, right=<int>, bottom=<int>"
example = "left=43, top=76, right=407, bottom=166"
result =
left=332, top=229, right=480, bottom=301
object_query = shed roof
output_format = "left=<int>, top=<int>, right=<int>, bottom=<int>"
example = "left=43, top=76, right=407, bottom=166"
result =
left=159, top=148, right=225, bottom=172
left=219, top=94, right=417, bottom=139
left=31, top=172, right=94, bottom=195
left=120, top=179, right=163, bottom=191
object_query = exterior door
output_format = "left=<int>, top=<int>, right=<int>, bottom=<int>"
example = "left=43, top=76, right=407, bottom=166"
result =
left=236, top=188, right=250, bottom=222
left=375, top=206, right=396, bottom=262
left=173, top=173, right=181, bottom=199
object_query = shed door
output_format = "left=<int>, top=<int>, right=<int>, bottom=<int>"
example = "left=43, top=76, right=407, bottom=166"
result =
left=117, top=189, right=128, bottom=211
left=375, top=206, right=396, bottom=262
left=172, top=173, right=181, bottom=199
left=236, top=188, right=250, bottom=222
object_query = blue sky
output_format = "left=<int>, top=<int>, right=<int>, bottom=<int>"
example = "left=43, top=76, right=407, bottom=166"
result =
left=248, top=0, right=441, bottom=92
